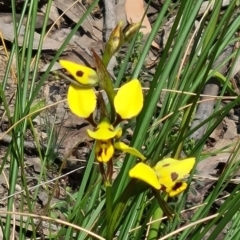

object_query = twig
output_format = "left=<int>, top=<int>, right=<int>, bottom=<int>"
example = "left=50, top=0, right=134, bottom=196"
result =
left=190, top=45, right=234, bottom=141
left=102, top=0, right=116, bottom=41
left=102, top=0, right=118, bottom=78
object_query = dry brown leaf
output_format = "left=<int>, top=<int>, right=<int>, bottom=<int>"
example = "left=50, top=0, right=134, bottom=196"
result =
left=0, top=19, right=63, bottom=50
left=49, top=28, right=103, bottom=67
left=55, top=0, right=95, bottom=36
left=0, top=12, right=52, bottom=28
left=41, top=1, right=61, bottom=28
left=125, top=0, right=159, bottom=49
left=57, top=124, right=91, bottom=158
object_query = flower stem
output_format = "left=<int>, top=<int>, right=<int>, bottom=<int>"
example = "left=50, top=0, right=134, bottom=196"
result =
left=105, top=181, right=112, bottom=235
left=153, top=189, right=174, bottom=218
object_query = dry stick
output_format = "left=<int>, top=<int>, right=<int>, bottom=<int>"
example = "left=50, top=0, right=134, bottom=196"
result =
left=102, top=0, right=116, bottom=41
left=190, top=45, right=234, bottom=141
left=102, top=0, right=118, bottom=78
left=0, top=211, right=105, bottom=240
left=129, top=190, right=233, bottom=233
left=158, top=213, right=219, bottom=240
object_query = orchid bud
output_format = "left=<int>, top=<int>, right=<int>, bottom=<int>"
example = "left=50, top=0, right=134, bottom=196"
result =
left=123, top=22, right=141, bottom=43
left=103, top=21, right=124, bottom=66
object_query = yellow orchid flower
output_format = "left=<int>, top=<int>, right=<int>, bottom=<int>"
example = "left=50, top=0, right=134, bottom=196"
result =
left=59, top=59, right=145, bottom=164
left=129, top=158, right=195, bottom=197
left=87, top=119, right=145, bottom=162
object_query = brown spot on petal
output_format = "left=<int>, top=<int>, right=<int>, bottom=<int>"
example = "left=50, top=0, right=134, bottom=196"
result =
left=98, top=149, right=103, bottom=158
left=76, top=70, right=84, bottom=77
left=162, top=163, right=170, bottom=167
left=160, top=185, right=166, bottom=191
left=171, top=172, right=178, bottom=181
left=172, top=182, right=183, bottom=191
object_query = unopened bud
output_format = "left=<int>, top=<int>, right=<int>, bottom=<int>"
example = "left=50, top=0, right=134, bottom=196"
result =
left=103, top=22, right=124, bottom=66
left=123, top=22, right=141, bottom=43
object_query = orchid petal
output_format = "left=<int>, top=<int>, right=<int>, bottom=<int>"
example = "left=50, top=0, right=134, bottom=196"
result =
left=153, top=158, right=195, bottom=197
left=60, top=60, right=98, bottom=85
left=114, top=79, right=143, bottom=119
left=67, top=85, right=96, bottom=118
left=114, top=142, right=146, bottom=160
left=154, top=158, right=195, bottom=188
left=167, top=182, right=188, bottom=197
left=95, top=140, right=114, bottom=162
left=129, top=163, right=161, bottom=189
left=87, top=120, right=121, bottom=140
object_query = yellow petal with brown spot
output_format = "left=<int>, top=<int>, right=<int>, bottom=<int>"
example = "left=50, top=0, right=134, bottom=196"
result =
left=60, top=60, right=98, bottom=85
left=95, top=140, right=114, bottom=162
left=167, top=182, right=188, bottom=197
left=154, top=158, right=195, bottom=197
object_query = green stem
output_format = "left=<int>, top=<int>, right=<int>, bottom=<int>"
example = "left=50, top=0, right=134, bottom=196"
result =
left=102, top=52, right=110, bottom=67
left=105, top=181, right=112, bottom=236
left=153, top=189, right=174, bottom=218
left=106, top=181, right=135, bottom=239
left=92, top=50, right=116, bottom=122
left=147, top=206, right=162, bottom=240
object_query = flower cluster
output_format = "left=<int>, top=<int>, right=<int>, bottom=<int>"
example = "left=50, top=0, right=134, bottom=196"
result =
left=59, top=59, right=145, bottom=180
left=59, top=22, right=195, bottom=197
